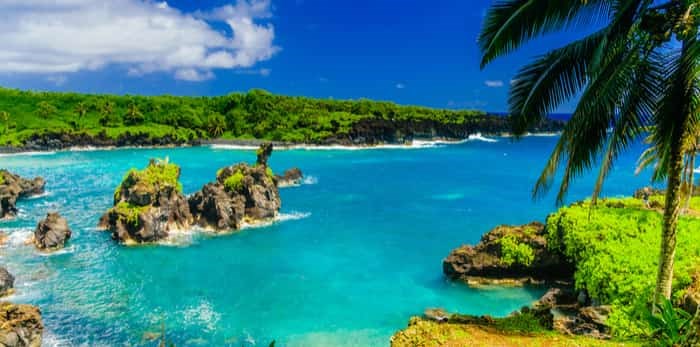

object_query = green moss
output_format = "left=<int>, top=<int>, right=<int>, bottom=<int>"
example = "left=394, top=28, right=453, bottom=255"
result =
left=224, top=170, right=244, bottom=192
left=0, top=173, right=4, bottom=185
left=117, top=160, right=183, bottom=195
left=499, top=235, right=535, bottom=267
left=266, top=166, right=274, bottom=179
left=545, top=198, right=700, bottom=337
left=113, top=201, right=149, bottom=227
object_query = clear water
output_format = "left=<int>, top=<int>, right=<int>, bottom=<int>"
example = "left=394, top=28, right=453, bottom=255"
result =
left=0, top=136, right=653, bottom=346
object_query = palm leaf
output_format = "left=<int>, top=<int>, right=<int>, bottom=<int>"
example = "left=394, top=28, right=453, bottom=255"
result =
left=478, top=0, right=611, bottom=68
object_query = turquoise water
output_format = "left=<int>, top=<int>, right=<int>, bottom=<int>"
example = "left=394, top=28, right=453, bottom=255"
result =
left=0, top=136, right=653, bottom=346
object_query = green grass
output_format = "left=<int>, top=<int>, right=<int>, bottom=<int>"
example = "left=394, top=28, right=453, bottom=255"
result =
left=545, top=197, right=700, bottom=337
left=0, top=87, right=487, bottom=146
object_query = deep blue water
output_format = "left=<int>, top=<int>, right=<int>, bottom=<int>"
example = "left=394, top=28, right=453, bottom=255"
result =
left=0, top=136, right=653, bottom=346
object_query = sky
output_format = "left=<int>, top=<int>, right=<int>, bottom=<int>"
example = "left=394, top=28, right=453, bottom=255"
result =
left=0, top=0, right=593, bottom=113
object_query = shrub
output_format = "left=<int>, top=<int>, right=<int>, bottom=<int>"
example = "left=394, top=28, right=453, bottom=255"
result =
left=224, top=170, right=244, bottom=192
left=545, top=198, right=700, bottom=337
left=499, top=235, right=535, bottom=266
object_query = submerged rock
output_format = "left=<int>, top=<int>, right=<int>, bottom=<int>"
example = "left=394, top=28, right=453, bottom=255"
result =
left=0, top=268, right=14, bottom=297
left=442, top=222, right=573, bottom=285
left=189, top=143, right=281, bottom=232
left=0, top=302, right=43, bottom=347
left=274, top=168, right=303, bottom=187
left=0, top=171, right=45, bottom=219
left=33, top=212, right=72, bottom=250
left=99, top=159, right=192, bottom=244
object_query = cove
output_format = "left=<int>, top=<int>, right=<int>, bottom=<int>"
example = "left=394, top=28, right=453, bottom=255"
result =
left=0, top=136, right=652, bottom=346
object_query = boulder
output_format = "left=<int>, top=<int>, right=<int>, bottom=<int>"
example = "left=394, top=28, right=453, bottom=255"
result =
left=0, top=268, right=14, bottom=297
left=274, top=168, right=303, bottom=187
left=33, top=212, right=72, bottom=250
left=554, top=305, right=612, bottom=339
left=443, top=222, right=573, bottom=285
left=99, top=159, right=192, bottom=244
left=0, top=171, right=45, bottom=219
left=0, top=302, right=42, bottom=347
left=189, top=143, right=282, bottom=232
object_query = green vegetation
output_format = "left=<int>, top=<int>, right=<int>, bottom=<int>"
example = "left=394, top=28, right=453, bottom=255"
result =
left=478, top=0, right=700, bottom=308
left=646, top=299, right=693, bottom=347
left=545, top=198, right=700, bottom=337
left=223, top=170, right=244, bottom=192
left=114, top=159, right=183, bottom=201
left=265, top=167, right=274, bottom=180
left=114, top=201, right=148, bottom=227
left=499, top=235, right=535, bottom=267
left=0, top=172, right=4, bottom=185
left=0, top=87, right=486, bottom=146
left=391, top=315, right=639, bottom=347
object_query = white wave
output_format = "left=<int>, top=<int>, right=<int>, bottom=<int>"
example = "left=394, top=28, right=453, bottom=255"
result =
left=0, top=151, right=57, bottom=157
left=210, top=140, right=469, bottom=151
left=467, top=133, right=498, bottom=143
left=24, top=191, right=51, bottom=199
left=695, top=167, right=700, bottom=174
left=302, top=175, right=318, bottom=185
left=5, top=228, right=33, bottom=247
left=241, top=211, right=311, bottom=230
left=37, top=245, right=75, bottom=257
left=181, top=300, right=221, bottom=333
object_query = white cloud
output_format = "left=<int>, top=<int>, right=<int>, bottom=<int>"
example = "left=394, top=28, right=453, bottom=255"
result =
left=485, top=80, right=504, bottom=88
left=0, top=0, right=279, bottom=81
left=396, top=83, right=406, bottom=89
left=47, top=75, right=68, bottom=86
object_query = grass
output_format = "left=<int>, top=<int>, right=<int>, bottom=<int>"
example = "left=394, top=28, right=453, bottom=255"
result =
left=391, top=316, right=640, bottom=347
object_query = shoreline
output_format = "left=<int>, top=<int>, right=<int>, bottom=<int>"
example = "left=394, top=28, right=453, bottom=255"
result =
left=0, top=132, right=561, bottom=155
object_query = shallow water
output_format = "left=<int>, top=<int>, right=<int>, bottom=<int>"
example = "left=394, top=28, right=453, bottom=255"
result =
left=0, top=136, right=653, bottom=346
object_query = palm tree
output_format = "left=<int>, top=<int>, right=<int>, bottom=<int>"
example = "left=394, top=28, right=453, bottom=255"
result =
left=99, top=101, right=115, bottom=126
left=0, top=111, right=8, bottom=134
left=74, top=102, right=88, bottom=130
left=124, top=102, right=144, bottom=125
left=478, top=0, right=699, bottom=307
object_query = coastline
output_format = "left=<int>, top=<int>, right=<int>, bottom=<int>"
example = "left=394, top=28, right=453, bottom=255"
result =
left=0, top=131, right=561, bottom=155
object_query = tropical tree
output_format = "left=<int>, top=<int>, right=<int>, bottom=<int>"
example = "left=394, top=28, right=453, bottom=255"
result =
left=206, top=113, right=226, bottom=137
left=74, top=102, right=88, bottom=130
left=124, top=102, right=144, bottom=125
left=99, top=100, right=116, bottom=126
left=478, top=0, right=700, bottom=308
left=0, top=111, right=8, bottom=134
left=36, top=101, right=57, bottom=119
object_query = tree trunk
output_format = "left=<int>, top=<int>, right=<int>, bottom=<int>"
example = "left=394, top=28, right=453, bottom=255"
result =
left=654, top=140, right=684, bottom=306
left=653, top=37, right=695, bottom=307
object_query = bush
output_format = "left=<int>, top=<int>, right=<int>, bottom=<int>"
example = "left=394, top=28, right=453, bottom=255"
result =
left=499, top=235, right=535, bottom=266
left=545, top=198, right=700, bottom=337
left=224, top=170, right=244, bottom=192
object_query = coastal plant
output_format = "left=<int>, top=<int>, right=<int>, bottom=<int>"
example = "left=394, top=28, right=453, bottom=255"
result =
left=124, top=102, right=144, bottom=126
left=499, top=235, right=535, bottom=267
left=36, top=101, right=57, bottom=119
left=0, top=110, right=8, bottom=134
left=114, top=202, right=147, bottom=227
left=646, top=299, right=692, bottom=346
left=545, top=198, right=700, bottom=336
left=266, top=167, right=274, bottom=180
left=478, top=0, right=700, bottom=308
left=74, top=102, right=88, bottom=129
left=224, top=170, right=245, bottom=192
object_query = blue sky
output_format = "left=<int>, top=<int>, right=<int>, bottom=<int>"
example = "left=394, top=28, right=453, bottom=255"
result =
left=0, top=0, right=590, bottom=112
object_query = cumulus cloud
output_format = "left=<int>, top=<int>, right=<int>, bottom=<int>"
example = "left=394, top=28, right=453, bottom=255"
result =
left=484, top=80, right=504, bottom=88
left=0, top=0, right=279, bottom=81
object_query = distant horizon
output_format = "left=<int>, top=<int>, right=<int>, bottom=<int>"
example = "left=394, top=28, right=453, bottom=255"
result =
left=0, top=0, right=591, bottom=113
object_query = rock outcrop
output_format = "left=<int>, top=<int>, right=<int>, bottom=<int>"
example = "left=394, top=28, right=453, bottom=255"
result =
left=0, top=171, right=45, bottom=219
left=33, top=212, right=72, bottom=250
left=99, top=159, right=192, bottom=244
left=443, top=222, right=573, bottom=285
left=0, top=302, right=42, bottom=347
left=274, top=168, right=303, bottom=187
left=0, top=268, right=14, bottom=297
left=189, top=143, right=281, bottom=232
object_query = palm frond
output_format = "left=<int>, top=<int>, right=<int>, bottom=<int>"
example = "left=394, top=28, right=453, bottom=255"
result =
left=478, top=0, right=611, bottom=68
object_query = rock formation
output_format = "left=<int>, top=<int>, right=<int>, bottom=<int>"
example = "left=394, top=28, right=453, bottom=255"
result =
left=99, top=159, right=192, bottom=244
left=189, top=143, right=282, bottom=232
left=0, top=302, right=43, bottom=347
left=33, top=213, right=72, bottom=250
left=0, top=268, right=14, bottom=297
left=0, top=171, right=45, bottom=219
left=274, top=168, right=303, bottom=187
left=443, top=222, right=573, bottom=285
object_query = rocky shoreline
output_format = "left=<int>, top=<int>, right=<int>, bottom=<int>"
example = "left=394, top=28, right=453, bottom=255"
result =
left=0, top=116, right=565, bottom=153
